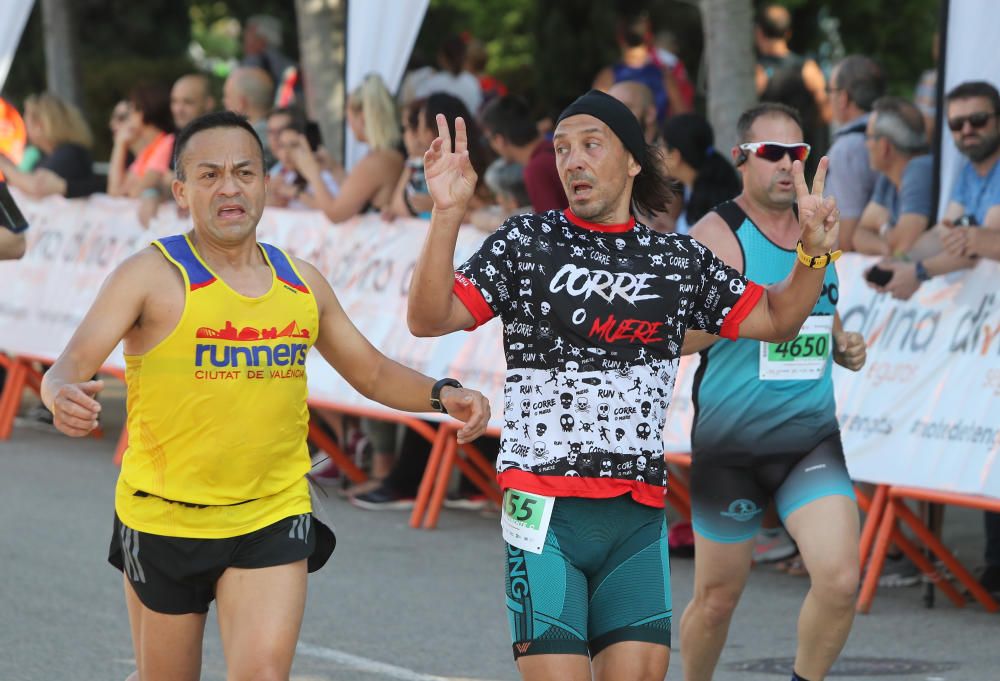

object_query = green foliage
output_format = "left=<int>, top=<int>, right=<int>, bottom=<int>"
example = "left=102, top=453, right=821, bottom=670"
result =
left=417, top=0, right=619, bottom=118
left=419, top=0, right=536, bottom=86
left=533, top=1, right=620, bottom=117
left=757, top=0, right=940, bottom=96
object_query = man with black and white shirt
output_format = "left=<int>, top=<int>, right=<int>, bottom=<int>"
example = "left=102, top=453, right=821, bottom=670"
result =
left=408, top=89, right=841, bottom=681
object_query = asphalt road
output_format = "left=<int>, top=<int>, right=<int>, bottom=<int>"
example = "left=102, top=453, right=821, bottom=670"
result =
left=0, top=396, right=996, bottom=681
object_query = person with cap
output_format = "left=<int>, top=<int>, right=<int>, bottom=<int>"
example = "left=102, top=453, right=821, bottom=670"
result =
left=407, top=89, right=842, bottom=680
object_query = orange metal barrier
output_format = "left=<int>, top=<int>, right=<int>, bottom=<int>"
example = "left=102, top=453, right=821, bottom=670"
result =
left=857, top=486, right=1000, bottom=614
left=410, top=423, right=503, bottom=530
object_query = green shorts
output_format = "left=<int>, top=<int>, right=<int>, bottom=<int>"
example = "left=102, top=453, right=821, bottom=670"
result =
left=504, top=494, right=671, bottom=659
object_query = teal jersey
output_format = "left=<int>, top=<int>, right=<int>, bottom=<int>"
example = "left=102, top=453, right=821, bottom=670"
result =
left=691, top=201, right=839, bottom=457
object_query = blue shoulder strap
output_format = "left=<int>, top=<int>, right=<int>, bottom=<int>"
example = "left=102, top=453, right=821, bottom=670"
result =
left=155, top=235, right=216, bottom=290
left=260, top=242, right=310, bottom=294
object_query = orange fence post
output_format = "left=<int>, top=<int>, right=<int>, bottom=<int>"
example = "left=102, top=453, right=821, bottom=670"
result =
left=857, top=485, right=887, bottom=569
left=307, top=419, right=367, bottom=485
left=0, top=358, right=27, bottom=440
left=890, top=488, right=1000, bottom=613
left=410, top=425, right=450, bottom=529
left=857, top=495, right=896, bottom=614
left=423, top=432, right=459, bottom=529
left=451, top=441, right=502, bottom=505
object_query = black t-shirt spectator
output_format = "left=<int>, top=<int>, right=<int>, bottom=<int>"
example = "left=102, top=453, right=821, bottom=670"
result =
left=37, top=143, right=100, bottom=198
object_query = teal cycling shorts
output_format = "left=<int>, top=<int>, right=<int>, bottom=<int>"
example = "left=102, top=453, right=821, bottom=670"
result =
left=504, top=494, right=671, bottom=659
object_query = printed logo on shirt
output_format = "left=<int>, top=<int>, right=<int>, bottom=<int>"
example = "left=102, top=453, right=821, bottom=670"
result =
left=192, top=320, right=312, bottom=380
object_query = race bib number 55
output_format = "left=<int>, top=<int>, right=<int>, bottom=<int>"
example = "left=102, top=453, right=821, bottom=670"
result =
left=501, top=489, right=555, bottom=554
left=759, top=315, right=833, bottom=381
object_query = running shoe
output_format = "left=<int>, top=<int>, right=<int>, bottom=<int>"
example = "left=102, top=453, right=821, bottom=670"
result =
left=753, top=527, right=798, bottom=564
left=979, top=565, right=1000, bottom=597
left=350, top=484, right=415, bottom=511
left=443, top=493, right=491, bottom=511
left=877, top=554, right=921, bottom=587
left=309, top=456, right=342, bottom=487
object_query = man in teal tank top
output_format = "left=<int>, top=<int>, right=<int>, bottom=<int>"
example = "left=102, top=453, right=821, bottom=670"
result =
left=678, top=103, right=867, bottom=681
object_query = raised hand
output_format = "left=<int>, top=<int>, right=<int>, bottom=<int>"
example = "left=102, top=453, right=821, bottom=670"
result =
left=439, top=386, right=491, bottom=444
left=423, top=114, right=478, bottom=214
left=792, top=157, right=840, bottom=256
left=52, top=379, right=104, bottom=437
left=833, top=331, right=866, bottom=371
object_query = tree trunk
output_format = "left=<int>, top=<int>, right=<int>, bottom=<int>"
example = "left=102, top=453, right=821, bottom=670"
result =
left=41, top=0, right=80, bottom=106
left=294, top=0, right=347, bottom=163
left=699, top=0, right=756, bottom=155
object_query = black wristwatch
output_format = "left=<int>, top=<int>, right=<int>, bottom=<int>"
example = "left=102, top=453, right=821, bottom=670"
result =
left=915, top=260, right=931, bottom=282
left=430, top=378, right=463, bottom=414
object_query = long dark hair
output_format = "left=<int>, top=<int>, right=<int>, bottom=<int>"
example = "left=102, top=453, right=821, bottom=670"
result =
left=421, top=92, right=493, bottom=184
left=632, top=144, right=680, bottom=217
left=129, top=82, right=175, bottom=134
left=662, top=113, right=741, bottom=223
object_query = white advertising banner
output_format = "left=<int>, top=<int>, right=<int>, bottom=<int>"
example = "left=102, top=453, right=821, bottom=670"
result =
left=2, top=196, right=998, bottom=499
left=662, top=256, right=1000, bottom=500
left=0, top=194, right=505, bottom=426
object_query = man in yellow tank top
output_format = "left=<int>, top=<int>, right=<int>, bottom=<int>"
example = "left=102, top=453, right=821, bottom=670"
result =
left=40, top=111, right=491, bottom=681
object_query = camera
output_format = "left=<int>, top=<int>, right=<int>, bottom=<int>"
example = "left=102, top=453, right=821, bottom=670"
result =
left=0, top=181, right=29, bottom=233
left=865, top=265, right=894, bottom=287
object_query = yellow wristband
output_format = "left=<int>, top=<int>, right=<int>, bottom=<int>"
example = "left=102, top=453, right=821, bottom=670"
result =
left=796, top=241, right=842, bottom=269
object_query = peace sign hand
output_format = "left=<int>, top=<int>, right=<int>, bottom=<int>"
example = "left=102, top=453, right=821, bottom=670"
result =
left=793, top=157, right=840, bottom=256
left=423, top=114, right=478, bottom=214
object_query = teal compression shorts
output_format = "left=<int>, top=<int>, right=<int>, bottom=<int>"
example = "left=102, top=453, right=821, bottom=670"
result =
left=504, top=494, right=671, bottom=659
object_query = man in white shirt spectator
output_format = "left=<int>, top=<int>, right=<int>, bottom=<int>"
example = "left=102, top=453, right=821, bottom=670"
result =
left=413, top=35, right=483, bottom=115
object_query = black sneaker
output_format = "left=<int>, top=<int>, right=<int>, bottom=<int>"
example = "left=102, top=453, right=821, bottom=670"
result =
left=349, top=484, right=415, bottom=511
left=980, top=565, right=1000, bottom=597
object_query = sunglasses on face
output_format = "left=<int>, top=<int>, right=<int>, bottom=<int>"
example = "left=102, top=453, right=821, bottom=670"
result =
left=947, top=111, right=997, bottom=132
left=738, top=142, right=811, bottom=164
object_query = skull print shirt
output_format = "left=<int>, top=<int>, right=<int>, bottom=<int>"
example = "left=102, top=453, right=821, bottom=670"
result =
left=452, top=209, right=762, bottom=507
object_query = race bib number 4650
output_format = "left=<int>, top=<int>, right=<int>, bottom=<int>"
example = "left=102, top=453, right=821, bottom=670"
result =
left=501, top=489, right=555, bottom=554
left=759, top=315, right=833, bottom=381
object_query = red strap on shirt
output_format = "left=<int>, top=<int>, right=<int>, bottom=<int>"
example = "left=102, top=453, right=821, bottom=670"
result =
left=452, top=273, right=495, bottom=331
left=719, top=281, right=764, bottom=340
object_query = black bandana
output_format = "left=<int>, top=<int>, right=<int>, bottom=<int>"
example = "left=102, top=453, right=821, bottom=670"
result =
left=557, top=89, right=646, bottom=167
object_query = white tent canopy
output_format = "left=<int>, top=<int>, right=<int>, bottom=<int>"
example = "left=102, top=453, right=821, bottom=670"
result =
left=0, top=0, right=33, bottom=91
left=345, top=0, right=429, bottom=168
left=938, top=0, right=1000, bottom=216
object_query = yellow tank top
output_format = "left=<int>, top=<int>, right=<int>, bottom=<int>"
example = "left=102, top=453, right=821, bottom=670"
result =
left=115, top=234, right=318, bottom=538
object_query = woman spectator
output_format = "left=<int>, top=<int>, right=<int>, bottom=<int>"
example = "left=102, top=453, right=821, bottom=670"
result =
left=107, top=83, right=175, bottom=198
left=383, top=99, right=431, bottom=220
left=661, top=113, right=741, bottom=234
left=0, top=93, right=100, bottom=198
left=287, top=73, right=404, bottom=223
left=384, top=92, right=493, bottom=221
left=268, top=113, right=340, bottom=210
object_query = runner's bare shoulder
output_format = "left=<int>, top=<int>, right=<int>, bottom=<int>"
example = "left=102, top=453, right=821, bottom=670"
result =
left=284, top=256, right=331, bottom=296
left=688, top=211, right=743, bottom=272
left=100, top=244, right=184, bottom=308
